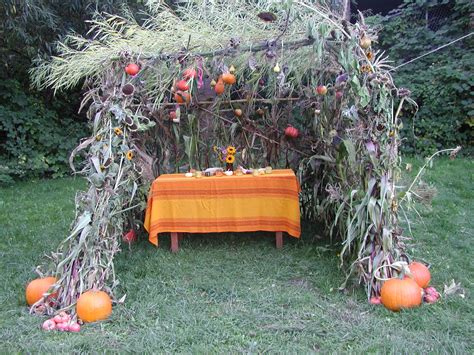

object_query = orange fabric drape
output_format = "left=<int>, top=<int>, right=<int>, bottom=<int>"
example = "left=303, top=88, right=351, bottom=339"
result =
left=144, top=169, right=301, bottom=246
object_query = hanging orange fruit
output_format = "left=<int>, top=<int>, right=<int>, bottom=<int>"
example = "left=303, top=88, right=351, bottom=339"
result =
left=25, top=277, right=57, bottom=306
left=214, top=79, right=225, bottom=95
left=176, top=80, right=190, bottom=91
left=174, top=90, right=191, bottom=104
left=221, top=73, right=236, bottom=85
left=183, top=68, right=197, bottom=80
left=125, top=63, right=140, bottom=76
left=76, top=290, right=112, bottom=323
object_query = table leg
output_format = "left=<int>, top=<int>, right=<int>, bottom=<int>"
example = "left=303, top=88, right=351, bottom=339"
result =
left=276, top=231, right=283, bottom=249
left=178, top=233, right=183, bottom=242
left=171, top=232, right=179, bottom=253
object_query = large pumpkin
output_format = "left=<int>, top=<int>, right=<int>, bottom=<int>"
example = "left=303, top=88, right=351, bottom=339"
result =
left=76, top=290, right=112, bottom=323
left=408, top=262, right=431, bottom=288
left=25, top=277, right=57, bottom=306
left=380, top=278, right=422, bottom=312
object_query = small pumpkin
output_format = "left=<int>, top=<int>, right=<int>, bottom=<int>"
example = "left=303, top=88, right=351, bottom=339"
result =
left=174, top=91, right=191, bottom=104
left=380, top=278, right=422, bottom=312
left=214, top=79, right=225, bottom=95
left=76, top=290, right=112, bottom=323
left=408, top=262, right=431, bottom=288
left=221, top=73, right=236, bottom=85
left=25, top=277, right=57, bottom=306
left=284, top=125, right=299, bottom=138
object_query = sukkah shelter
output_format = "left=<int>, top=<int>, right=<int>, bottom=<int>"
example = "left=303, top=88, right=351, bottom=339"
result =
left=30, top=0, right=417, bottom=314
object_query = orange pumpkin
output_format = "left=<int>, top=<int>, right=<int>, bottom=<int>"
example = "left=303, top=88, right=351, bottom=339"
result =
left=380, top=278, right=422, bottom=312
left=214, top=80, right=225, bottom=95
left=408, top=262, right=431, bottom=288
left=76, top=290, right=112, bottom=323
left=174, top=90, right=191, bottom=104
left=25, top=277, right=57, bottom=306
left=221, top=73, right=236, bottom=85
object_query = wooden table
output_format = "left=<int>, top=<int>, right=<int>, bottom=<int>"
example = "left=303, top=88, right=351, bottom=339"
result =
left=144, top=169, right=301, bottom=252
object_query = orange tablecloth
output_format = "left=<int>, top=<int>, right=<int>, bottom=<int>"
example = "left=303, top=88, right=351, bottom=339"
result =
left=144, top=169, right=301, bottom=246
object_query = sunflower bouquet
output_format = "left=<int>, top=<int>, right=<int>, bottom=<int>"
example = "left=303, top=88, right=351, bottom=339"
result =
left=213, top=145, right=237, bottom=170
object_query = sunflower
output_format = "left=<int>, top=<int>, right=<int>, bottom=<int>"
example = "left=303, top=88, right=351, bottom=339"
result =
left=225, top=154, right=235, bottom=164
left=366, top=51, right=374, bottom=61
left=114, top=127, right=123, bottom=136
left=126, top=150, right=134, bottom=160
left=227, top=146, right=236, bottom=155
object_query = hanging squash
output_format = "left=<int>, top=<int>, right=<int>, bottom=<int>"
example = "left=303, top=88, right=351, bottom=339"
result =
left=380, top=278, right=422, bottom=312
left=174, top=91, right=191, bottom=104
left=76, top=290, right=112, bottom=323
left=214, top=79, right=225, bottom=95
left=25, top=277, right=57, bottom=306
left=408, top=262, right=431, bottom=288
left=221, top=73, right=236, bottom=85
left=284, top=125, right=299, bottom=138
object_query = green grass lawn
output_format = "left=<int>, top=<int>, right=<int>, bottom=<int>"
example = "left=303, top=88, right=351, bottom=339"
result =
left=0, top=157, right=472, bottom=353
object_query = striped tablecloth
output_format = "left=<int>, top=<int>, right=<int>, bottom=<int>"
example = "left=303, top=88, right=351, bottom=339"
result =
left=144, top=169, right=301, bottom=246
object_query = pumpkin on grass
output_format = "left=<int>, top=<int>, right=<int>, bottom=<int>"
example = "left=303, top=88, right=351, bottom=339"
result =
left=408, top=262, right=431, bottom=288
left=76, top=290, right=112, bottom=323
left=380, top=278, right=422, bottom=312
left=26, top=277, right=57, bottom=306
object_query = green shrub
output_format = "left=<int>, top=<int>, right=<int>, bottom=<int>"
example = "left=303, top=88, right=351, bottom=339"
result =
left=370, top=0, right=473, bottom=155
left=0, top=80, right=86, bottom=182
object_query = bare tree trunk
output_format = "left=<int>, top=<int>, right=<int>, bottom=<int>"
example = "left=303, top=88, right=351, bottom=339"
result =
left=331, top=0, right=351, bottom=21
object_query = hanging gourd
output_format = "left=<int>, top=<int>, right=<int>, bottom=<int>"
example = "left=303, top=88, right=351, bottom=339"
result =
left=174, top=91, right=191, bottom=104
left=176, top=80, right=190, bottom=91
left=76, top=290, right=112, bottom=323
left=214, top=79, right=225, bottom=95
left=221, top=73, right=236, bottom=85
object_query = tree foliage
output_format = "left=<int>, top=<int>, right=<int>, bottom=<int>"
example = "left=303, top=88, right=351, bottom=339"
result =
left=370, top=0, right=473, bottom=154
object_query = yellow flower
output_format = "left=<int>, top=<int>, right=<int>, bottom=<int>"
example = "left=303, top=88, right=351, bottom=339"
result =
left=114, top=127, right=123, bottom=136
left=225, top=155, right=235, bottom=164
left=227, top=146, right=236, bottom=155
left=126, top=151, right=134, bottom=160
left=366, top=51, right=374, bottom=61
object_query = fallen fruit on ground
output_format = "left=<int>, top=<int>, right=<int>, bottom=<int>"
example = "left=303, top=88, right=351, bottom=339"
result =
left=42, top=319, right=56, bottom=331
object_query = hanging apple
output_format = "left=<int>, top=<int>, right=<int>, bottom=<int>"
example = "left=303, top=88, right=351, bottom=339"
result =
left=176, top=80, right=190, bottom=91
left=125, top=63, right=140, bottom=76
left=316, top=85, right=327, bottom=95
left=285, top=125, right=299, bottom=138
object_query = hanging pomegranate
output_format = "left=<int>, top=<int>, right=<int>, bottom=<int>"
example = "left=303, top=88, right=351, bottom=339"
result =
left=284, top=125, right=299, bottom=138
left=176, top=80, right=190, bottom=91
left=125, top=63, right=140, bottom=76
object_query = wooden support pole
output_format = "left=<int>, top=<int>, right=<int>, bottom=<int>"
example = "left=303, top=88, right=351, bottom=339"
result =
left=171, top=232, right=179, bottom=253
left=276, top=231, right=283, bottom=249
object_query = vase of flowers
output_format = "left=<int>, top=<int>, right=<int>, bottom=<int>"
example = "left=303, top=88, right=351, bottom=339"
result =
left=213, top=145, right=237, bottom=171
